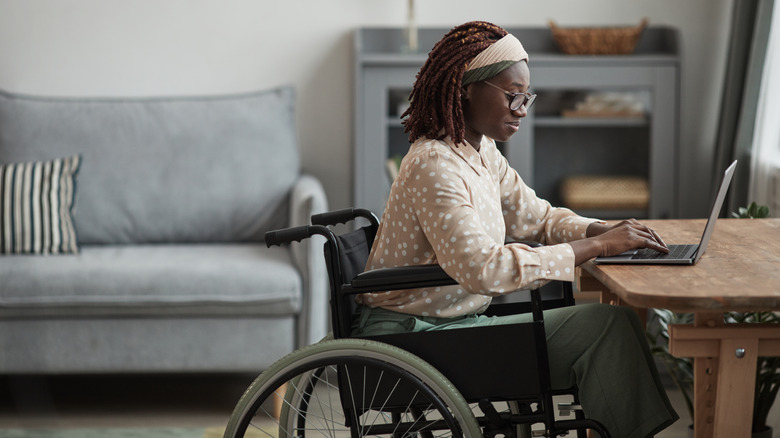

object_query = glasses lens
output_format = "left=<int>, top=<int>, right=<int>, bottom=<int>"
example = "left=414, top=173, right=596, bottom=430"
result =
left=525, top=94, right=536, bottom=109
left=511, top=94, right=536, bottom=111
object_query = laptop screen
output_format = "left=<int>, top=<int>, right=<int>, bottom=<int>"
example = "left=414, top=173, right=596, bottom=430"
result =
left=693, top=160, right=737, bottom=262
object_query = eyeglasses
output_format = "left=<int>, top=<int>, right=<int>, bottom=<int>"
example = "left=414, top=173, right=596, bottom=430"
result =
left=483, top=81, right=537, bottom=111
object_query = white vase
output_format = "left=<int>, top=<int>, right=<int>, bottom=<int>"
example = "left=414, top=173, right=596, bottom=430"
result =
left=404, top=0, right=418, bottom=52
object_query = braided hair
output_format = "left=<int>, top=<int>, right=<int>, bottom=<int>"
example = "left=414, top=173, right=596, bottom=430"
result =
left=402, top=21, right=508, bottom=145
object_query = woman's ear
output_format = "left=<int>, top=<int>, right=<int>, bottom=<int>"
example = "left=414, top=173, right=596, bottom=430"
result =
left=462, top=84, right=472, bottom=101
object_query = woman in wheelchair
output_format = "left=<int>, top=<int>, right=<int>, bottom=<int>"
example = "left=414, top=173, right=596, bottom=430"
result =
left=352, top=21, right=679, bottom=437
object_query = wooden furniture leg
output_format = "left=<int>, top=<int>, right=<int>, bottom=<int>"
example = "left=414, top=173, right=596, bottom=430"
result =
left=693, top=312, right=722, bottom=438
left=670, top=315, right=780, bottom=438
left=713, top=338, right=758, bottom=437
left=273, top=382, right=288, bottom=419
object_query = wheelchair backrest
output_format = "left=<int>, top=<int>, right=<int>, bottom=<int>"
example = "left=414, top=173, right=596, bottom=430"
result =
left=323, top=224, right=377, bottom=339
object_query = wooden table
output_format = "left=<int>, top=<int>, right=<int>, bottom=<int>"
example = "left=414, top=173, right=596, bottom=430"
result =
left=577, top=218, right=780, bottom=438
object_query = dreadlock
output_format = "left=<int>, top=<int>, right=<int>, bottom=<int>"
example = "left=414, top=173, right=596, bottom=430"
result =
left=402, top=21, right=508, bottom=145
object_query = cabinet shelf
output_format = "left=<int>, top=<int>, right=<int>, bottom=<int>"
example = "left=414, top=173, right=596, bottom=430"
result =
left=534, top=116, right=649, bottom=127
left=569, top=208, right=650, bottom=220
left=355, top=26, right=680, bottom=219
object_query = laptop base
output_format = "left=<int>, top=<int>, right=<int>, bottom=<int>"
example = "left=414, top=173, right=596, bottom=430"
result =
left=594, top=244, right=698, bottom=265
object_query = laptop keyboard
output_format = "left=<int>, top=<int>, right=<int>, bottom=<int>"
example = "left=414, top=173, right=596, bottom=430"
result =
left=632, top=244, right=695, bottom=260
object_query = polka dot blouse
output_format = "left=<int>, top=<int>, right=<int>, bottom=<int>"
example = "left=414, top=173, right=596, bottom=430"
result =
left=359, top=136, right=601, bottom=318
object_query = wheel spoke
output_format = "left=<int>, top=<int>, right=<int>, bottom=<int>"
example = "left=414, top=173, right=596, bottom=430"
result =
left=224, top=340, right=480, bottom=438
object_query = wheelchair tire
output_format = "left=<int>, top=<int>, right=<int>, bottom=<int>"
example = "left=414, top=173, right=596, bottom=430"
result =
left=223, top=338, right=481, bottom=438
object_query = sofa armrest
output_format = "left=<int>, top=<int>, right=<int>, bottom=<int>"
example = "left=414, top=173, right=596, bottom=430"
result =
left=289, top=174, right=329, bottom=347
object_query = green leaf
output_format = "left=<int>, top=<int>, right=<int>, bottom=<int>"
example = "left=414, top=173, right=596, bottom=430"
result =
left=732, top=202, right=771, bottom=219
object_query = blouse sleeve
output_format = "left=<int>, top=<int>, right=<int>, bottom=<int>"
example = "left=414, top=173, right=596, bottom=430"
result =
left=403, top=143, right=596, bottom=295
left=490, top=146, right=600, bottom=246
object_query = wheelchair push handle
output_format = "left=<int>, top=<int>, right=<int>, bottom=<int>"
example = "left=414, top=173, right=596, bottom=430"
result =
left=264, top=224, right=337, bottom=248
left=312, top=208, right=354, bottom=226
left=264, top=226, right=313, bottom=247
left=312, top=208, right=379, bottom=228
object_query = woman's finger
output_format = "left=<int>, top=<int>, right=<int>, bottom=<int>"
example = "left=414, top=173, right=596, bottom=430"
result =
left=626, top=223, right=669, bottom=253
left=649, top=228, right=668, bottom=249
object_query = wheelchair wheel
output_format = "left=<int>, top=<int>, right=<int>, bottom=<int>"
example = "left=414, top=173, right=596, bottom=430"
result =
left=223, top=338, right=481, bottom=438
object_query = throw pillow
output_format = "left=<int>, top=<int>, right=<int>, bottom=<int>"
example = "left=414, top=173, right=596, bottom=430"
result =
left=0, top=155, right=81, bottom=254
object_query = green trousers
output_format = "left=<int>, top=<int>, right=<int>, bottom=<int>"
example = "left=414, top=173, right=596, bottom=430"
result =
left=352, top=303, right=679, bottom=438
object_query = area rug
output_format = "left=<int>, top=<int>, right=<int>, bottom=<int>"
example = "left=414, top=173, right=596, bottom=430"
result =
left=0, top=428, right=206, bottom=438
left=203, top=426, right=268, bottom=438
left=0, top=427, right=270, bottom=438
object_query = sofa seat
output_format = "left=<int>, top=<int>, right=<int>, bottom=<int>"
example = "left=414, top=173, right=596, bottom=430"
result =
left=0, top=244, right=302, bottom=318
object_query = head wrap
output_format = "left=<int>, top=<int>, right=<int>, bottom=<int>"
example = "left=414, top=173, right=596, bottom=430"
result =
left=461, top=33, right=529, bottom=86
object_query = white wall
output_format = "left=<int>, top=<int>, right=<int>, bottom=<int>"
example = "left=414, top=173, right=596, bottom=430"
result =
left=0, top=0, right=732, bottom=218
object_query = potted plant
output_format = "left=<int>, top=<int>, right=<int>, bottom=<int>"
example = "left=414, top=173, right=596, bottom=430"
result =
left=647, top=203, right=777, bottom=436
left=732, top=202, right=770, bottom=220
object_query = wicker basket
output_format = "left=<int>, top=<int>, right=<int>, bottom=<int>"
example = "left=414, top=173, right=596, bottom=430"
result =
left=549, top=19, right=648, bottom=55
left=560, top=175, right=649, bottom=210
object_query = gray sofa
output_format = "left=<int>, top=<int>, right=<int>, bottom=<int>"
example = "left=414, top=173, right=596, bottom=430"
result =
left=0, top=85, right=329, bottom=373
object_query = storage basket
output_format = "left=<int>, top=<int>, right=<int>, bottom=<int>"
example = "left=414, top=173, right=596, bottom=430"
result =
left=560, top=175, right=649, bottom=210
left=549, top=19, right=648, bottom=55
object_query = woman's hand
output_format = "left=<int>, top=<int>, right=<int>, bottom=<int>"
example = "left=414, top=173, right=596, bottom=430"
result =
left=569, top=219, right=668, bottom=265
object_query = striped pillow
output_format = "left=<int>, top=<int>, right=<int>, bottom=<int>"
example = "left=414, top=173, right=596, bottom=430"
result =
left=0, top=155, right=81, bottom=254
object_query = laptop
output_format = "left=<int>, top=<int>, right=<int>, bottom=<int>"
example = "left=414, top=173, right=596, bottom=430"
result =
left=594, top=160, right=737, bottom=265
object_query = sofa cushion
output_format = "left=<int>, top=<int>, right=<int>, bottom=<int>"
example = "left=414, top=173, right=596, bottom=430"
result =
left=0, top=316, right=297, bottom=373
left=0, top=244, right=302, bottom=317
left=0, top=86, right=300, bottom=245
left=0, top=154, right=81, bottom=254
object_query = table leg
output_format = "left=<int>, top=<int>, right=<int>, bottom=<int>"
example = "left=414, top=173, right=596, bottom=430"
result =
left=693, top=355, right=718, bottom=437
left=672, top=314, right=778, bottom=438
left=692, top=312, right=722, bottom=438
left=713, top=338, right=758, bottom=437
left=693, top=337, right=759, bottom=438
left=273, top=382, right=288, bottom=419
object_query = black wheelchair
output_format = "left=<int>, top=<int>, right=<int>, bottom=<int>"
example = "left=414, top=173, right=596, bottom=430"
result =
left=223, top=208, right=611, bottom=438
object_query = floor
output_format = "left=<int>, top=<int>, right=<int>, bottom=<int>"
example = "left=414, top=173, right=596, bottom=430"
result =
left=0, top=371, right=777, bottom=436
left=0, top=373, right=256, bottom=430
left=0, top=372, right=694, bottom=436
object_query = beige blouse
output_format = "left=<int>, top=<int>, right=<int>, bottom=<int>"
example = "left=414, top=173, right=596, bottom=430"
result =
left=359, top=136, right=600, bottom=317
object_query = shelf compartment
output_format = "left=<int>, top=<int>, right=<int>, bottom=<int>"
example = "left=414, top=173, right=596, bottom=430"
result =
left=560, top=175, right=649, bottom=211
left=532, top=126, right=650, bottom=208
left=568, top=208, right=649, bottom=220
left=534, top=116, right=648, bottom=127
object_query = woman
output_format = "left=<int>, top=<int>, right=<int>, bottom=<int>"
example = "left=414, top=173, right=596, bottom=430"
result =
left=352, top=21, right=679, bottom=437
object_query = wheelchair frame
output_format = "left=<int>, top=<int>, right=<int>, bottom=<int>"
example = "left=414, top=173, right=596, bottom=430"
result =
left=223, top=208, right=610, bottom=438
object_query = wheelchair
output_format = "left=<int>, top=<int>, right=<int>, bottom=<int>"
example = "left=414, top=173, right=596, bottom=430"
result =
left=223, top=208, right=611, bottom=438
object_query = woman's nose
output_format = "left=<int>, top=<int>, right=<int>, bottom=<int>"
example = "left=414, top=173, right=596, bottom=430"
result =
left=512, top=105, right=528, bottom=117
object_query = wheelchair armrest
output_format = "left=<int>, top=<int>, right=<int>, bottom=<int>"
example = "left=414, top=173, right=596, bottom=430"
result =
left=348, top=240, right=543, bottom=294
left=507, top=239, right=542, bottom=248
left=349, top=264, right=458, bottom=293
